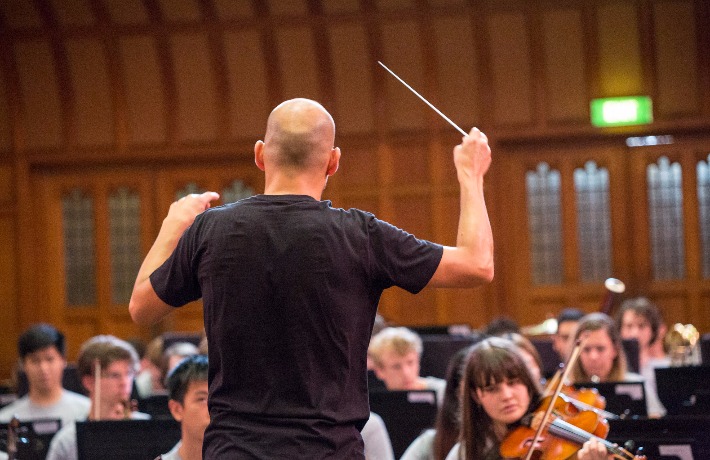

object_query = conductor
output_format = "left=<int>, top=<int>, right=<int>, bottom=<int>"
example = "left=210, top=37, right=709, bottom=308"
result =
left=129, top=98, right=494, bottom=459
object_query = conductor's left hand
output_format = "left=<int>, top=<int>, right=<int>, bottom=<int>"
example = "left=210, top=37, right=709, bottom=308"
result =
left=164, top=192, right=220, bottom=234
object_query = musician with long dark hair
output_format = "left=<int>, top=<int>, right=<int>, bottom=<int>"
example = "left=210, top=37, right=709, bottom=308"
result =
left=447, top=337, right=609, bottom=460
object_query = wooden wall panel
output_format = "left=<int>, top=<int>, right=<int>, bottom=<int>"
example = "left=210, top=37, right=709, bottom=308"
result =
left=119, top=36, right=167, bottom=144
left=171, top=33, right=218, bottom=142
left=329, top=23, right=375, bottom=135
left=15, top=41, right=63, bottom=149
left=158, top=0, right=201, bottom=22
left=0, top=166, right=12, bottom=199
left=377, top=0, right=415, bottom=10
left=224, top=29, right=270, bottom=140
left=654, top=0, right=700, bottom=116
left=104, top=0, right=149, bottom=25
left=390, top=142, right=430, bottom=188
left=213, top=0, right=254, bottom=19
left=487, top=11, right=534, bottom=126
left=0, top=217, right=18, bottom=380
left=50, top=0, right=94, bottom=27
left=432, top=16, right=480, bottom=129
left=381, top=20, right=427, bottom=131
left=329, top=146, right=379, bottom=190
left=268, top=0, right=308, bottom=16
left=597, top=2, right=643, bottom=96
left=542, top=8, right=588, bottom=122
left=322, top=0, right=360, bottom=14
left=0, top=67, right=10, bottom=152
left=67, top=39, right=114, bottom=146
left=276, top=26, right=321, bottom=102
left=1, top=1, right=42, bottom=28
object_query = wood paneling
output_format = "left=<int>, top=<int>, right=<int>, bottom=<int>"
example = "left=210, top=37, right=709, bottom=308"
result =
left=432, top=16, right=480, bottom=129
left=380, top=20, right=427, bottom=131
left=119, top=36, right=167, bottom=144
left=224, top=29, right=271, bottom=140
left=542, top=8, right=588, bottom=123
left=276, top=26, right=321, bottom=102
left=597, top=2, right=644, bottom=97
left=0, top=66, right=10, bottom=152
left=654, top=0, right=700, bottom=117
left=67, top=38, right=114, bottom=146
left=329, top=23, right=375, bottom=135
left=14, top=41, right=63, bottom=149
left=488, top=11, right=534, bottom=126
left=171, top=33, right=218, bottom=142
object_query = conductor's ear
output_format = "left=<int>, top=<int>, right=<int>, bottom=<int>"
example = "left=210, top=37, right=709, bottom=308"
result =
left=326, top=147, right=340, bottom=177
left=255, top=140, right=266, bottom=171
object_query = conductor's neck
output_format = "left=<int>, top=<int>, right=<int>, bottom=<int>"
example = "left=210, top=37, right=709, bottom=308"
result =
left=263, top=172, right=328, bottom=201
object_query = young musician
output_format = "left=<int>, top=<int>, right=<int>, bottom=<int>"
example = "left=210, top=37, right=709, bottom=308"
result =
left=568, top=313, right=642, bottom=384
left=0, top=324, right=90, bottom=426
left=446, top=337, right=609, bottom=460
left=157, top=354, right=209, bottom=460
left=46, top=335, right=149, bottom=460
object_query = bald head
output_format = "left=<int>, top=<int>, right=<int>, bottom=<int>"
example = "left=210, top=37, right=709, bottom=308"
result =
left=263, top=98, right=336, bottom=172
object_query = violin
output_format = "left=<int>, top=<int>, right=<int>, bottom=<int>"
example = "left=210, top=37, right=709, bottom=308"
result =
left=499, top=341, right=646, bottom=460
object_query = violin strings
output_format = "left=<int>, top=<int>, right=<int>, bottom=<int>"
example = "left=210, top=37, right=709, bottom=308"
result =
left=547, top=418, right=630, bottom=458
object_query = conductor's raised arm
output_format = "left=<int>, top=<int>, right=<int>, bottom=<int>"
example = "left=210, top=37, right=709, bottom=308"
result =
left=427, top=127, right=494, bottom=288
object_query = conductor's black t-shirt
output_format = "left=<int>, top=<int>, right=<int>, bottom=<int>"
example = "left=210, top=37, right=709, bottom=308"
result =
left=151, top=195, right=443, bottom=459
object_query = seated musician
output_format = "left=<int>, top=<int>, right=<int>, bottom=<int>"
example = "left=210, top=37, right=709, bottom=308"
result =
left=368, top=327, right=446, bottom=404
left=615, top=297, right=668, bottom=417
left=157, top=354, right=209, bottom=460
left=446, top=337, right=610, bottom=460
left=553, top=308, right=585, bottom=362
left=568, top=313, right=643, bottom=384
left=0, top=324, right=90, bottom=426
left=46, top=335, right=150, bottom=460
left=401, top=345, right=474, bottom=460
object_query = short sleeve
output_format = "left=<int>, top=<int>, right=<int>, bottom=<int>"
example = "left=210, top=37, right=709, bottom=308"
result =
left=367, top=217, right=443, bottom=294
left=150, top=220, right=203, bottom=307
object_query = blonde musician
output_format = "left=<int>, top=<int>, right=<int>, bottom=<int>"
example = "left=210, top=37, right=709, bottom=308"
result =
left=46, top=335, right=149, bottom=460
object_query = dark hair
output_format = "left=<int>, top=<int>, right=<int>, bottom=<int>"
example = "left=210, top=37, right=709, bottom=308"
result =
left=483, top=316, right=520, bottom=336
left=459, top=337, right=542, bottom=460
left=18, top=324, right=65, bottom=359
left=166, top=354, right=208, bottom=404
left=557, top=307, right=584, bottom=326
left=615, top=297, right=664, bottom=344
left=432, top=337, right=483, bottom=460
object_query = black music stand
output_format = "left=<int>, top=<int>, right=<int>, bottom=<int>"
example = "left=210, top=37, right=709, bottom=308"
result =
left=608, top=415, right=710, bottom=460
left=574, top=381, right=647, bottom=417
left=0, top=418, right=61, bottom=460
left=655, top=365, right=710, bottom=416
left=419, top=333, right=482, bottom=379
left=76, top=419, right=180, bottom=460
left=368, top=390, right=438, bottom=459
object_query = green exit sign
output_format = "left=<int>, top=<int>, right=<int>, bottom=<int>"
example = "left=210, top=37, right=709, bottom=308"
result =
left=590, top=96, right=653, bottom=127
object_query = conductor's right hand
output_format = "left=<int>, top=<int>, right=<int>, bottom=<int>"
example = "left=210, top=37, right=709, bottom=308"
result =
left=164, top=192, right=221, bottom=235
left=453, top=127, right=491, bottom=182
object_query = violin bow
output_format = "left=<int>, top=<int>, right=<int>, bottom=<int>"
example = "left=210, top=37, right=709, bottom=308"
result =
left=377, top=61, right=468, bottom=137
left=524, top=340, right=585, bottom=460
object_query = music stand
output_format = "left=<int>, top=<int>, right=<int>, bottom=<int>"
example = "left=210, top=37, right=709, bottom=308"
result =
left=574, top=381, right=647, bottom=417
left=76, top=419, right=180, bottom=460
left=368, top=390, right=438, bottom=459
left=419, top=333, right=482, bottom=379
left=655, top=365, right=710, bottom=416
left=0, top=418, right=61, bottom=460
left=608, top=415, right=710, bottom=460
left=137, top=394, right=172, bottom=420
left=621, top=338, right=640, bottom=374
